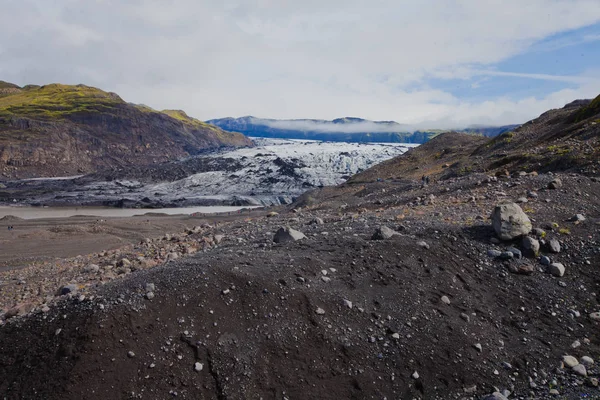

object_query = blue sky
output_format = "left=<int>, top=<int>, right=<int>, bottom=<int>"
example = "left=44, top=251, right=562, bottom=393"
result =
left=1, top=1, right=600, bottom=128
left=432, top=24, right=600, bottom=104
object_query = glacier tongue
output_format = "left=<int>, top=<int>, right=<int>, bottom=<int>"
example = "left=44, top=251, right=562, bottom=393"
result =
left=16, top=138, right=415, bottom=207
left=146, top=138, right=415, bottom=205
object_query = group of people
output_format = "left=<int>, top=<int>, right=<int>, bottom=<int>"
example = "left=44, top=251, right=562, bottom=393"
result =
left=6, top=225, right=14, bottom=231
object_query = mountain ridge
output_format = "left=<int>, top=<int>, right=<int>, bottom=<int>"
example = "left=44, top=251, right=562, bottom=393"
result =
left=0, top=82, right=252, bottom=179
left=207, top=115, right=518, bottom=144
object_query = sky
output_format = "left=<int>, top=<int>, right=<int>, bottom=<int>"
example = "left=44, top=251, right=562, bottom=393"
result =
left=1, top=0, right=600, bottom=129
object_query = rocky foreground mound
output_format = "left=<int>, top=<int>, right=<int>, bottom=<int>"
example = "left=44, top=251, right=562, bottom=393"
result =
left=0, top=82, right=252, bottom=179
left=1, top=169, right=599, bottom=399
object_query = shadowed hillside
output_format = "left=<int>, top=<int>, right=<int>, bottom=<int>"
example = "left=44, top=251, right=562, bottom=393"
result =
left=0, top=83, right=252, bottom=179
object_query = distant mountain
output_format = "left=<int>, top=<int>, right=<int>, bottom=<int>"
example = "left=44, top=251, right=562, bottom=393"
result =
left=0, top=82, right=252, bottom=179
left=207, top=116, right=518, bottom=144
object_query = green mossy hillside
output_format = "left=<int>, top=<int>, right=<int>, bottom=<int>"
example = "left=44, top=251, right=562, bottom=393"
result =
left=0, top=84, right=124, bottom=120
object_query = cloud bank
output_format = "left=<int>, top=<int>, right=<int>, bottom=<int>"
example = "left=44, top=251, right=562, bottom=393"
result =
left=1, top=1, right=600, bottom=127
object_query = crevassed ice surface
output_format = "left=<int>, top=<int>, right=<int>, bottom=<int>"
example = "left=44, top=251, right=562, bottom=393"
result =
left=148, top=138, right=414, bottom=203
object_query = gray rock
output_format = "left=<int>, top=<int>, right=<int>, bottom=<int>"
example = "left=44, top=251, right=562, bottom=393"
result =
left=117, top=258, right=131, bottom=267
left=487, top=249, right=502, bottom=258
left=273, top=226, right=306, bottom=243
left=573, top=364, right=587, bottom=376
left=441, top=295, right=451, bottom=305
left=571, top=214, right=586, bottom=222
left=590, top=312, right=600, bottom=321
left=491, top=202, right=532, bottom=240
left=563, top=355, right=579, bottom=368
left=507, top=247, right=522, bottom=259
left=416, top=241, right=430, bottom=249
left=483, top=392, right=508, bottom=400
left=548, top=178, right=562, bottom=189
left=521, top=236, right=540, bottom=257
left=371, top=226, right=398, bottom=240
left=213, top=234, right=224, bottom=244
left=310, top=217, right=325, bottom=225
left=83, top=264, right=100, bottom=273
left=315, top=307, right=325, bottom=315
left=145, top=283, right=155, bottom=292
left=532, top=228, right=545, bottom=237
left=500, top=251, right=514, bottom=260
left=145, top=292, right=155, bottom=300
left=581, top=356, right=594, bottom=366
left=58, top=284, right=78, bottom=296
left=548, top=238, right=561, bottom=253
left=549, top=263, right=565, bottom=277
left=540, top=256, right=551, bottom=266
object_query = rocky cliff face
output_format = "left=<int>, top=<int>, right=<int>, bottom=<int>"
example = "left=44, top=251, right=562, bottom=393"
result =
left=0, top=83, right=253, bottom=179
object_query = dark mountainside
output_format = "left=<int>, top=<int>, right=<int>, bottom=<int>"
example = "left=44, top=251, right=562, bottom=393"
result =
left=207, top=115, right=518, bottom=143
left=0, top=82, right=253, bottom=179
left=1, top=96, right=600, bottom=400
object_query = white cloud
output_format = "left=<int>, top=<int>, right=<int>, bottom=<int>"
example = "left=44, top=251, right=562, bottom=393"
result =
left=1, top=0, right=600, bottom=126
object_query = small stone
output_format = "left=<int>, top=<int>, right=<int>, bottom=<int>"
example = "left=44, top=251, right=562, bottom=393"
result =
left=342, top=299, right=353, bottom=309
left=391, top=332, right=400, bottom=340
left=273, top=226, right=306, bottom=243
left=213, top=234, right=224, bottom=244
left=571, top=340, right=581, bottom=349
left=572, top=364, right=587, bottom=376
left=474, top=343, right=482, bottom=352
left=549, top=389, right=559, bottom=396
left=590, top=312, right=600, bottom=321
left=482, top=392, right=508, bottom=400
left=540, top=256, right=551, bottom=266
left=460, top=313, right=470, bottom=322
left=549, top=263, right=565, bottom=277
left=548, top=238, right=561, bottom=253
left=145, top=283, right=155, bottom=292
left=371, top=226, right=398, bottom=240
left=84, top=264, right=100, bottom=273
left=416, top=241, right=430, bottom=250
left=588, top=377, right=599, bottom=387
left=58, top=284, right=78, bottom=296
left=315, top=307, right=325, bottom=315
left=507, top=247, right=522, bottom=259
left=412, top=371, right=419, bottom=379
left=127, top=351, right=135, bottom=358
left=581, top=356, right=594, bottom=366
left=548, top=178, right=562, bottom=189
left=194, top=362, right=204, bottom=372
left=562, top=355, right=579, bottom=368
left=521, top=236, right=540, bottom=257
left=571, top=214, right=586, bottom=222
left=487, top=249, right=502, bottom=258
left=441, top=295, right=451, bottom=305
left=145, top=292, right=155, bottom=300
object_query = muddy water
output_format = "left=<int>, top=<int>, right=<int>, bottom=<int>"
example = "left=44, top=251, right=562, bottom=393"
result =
left=0, top=205, right=261, bottom=220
